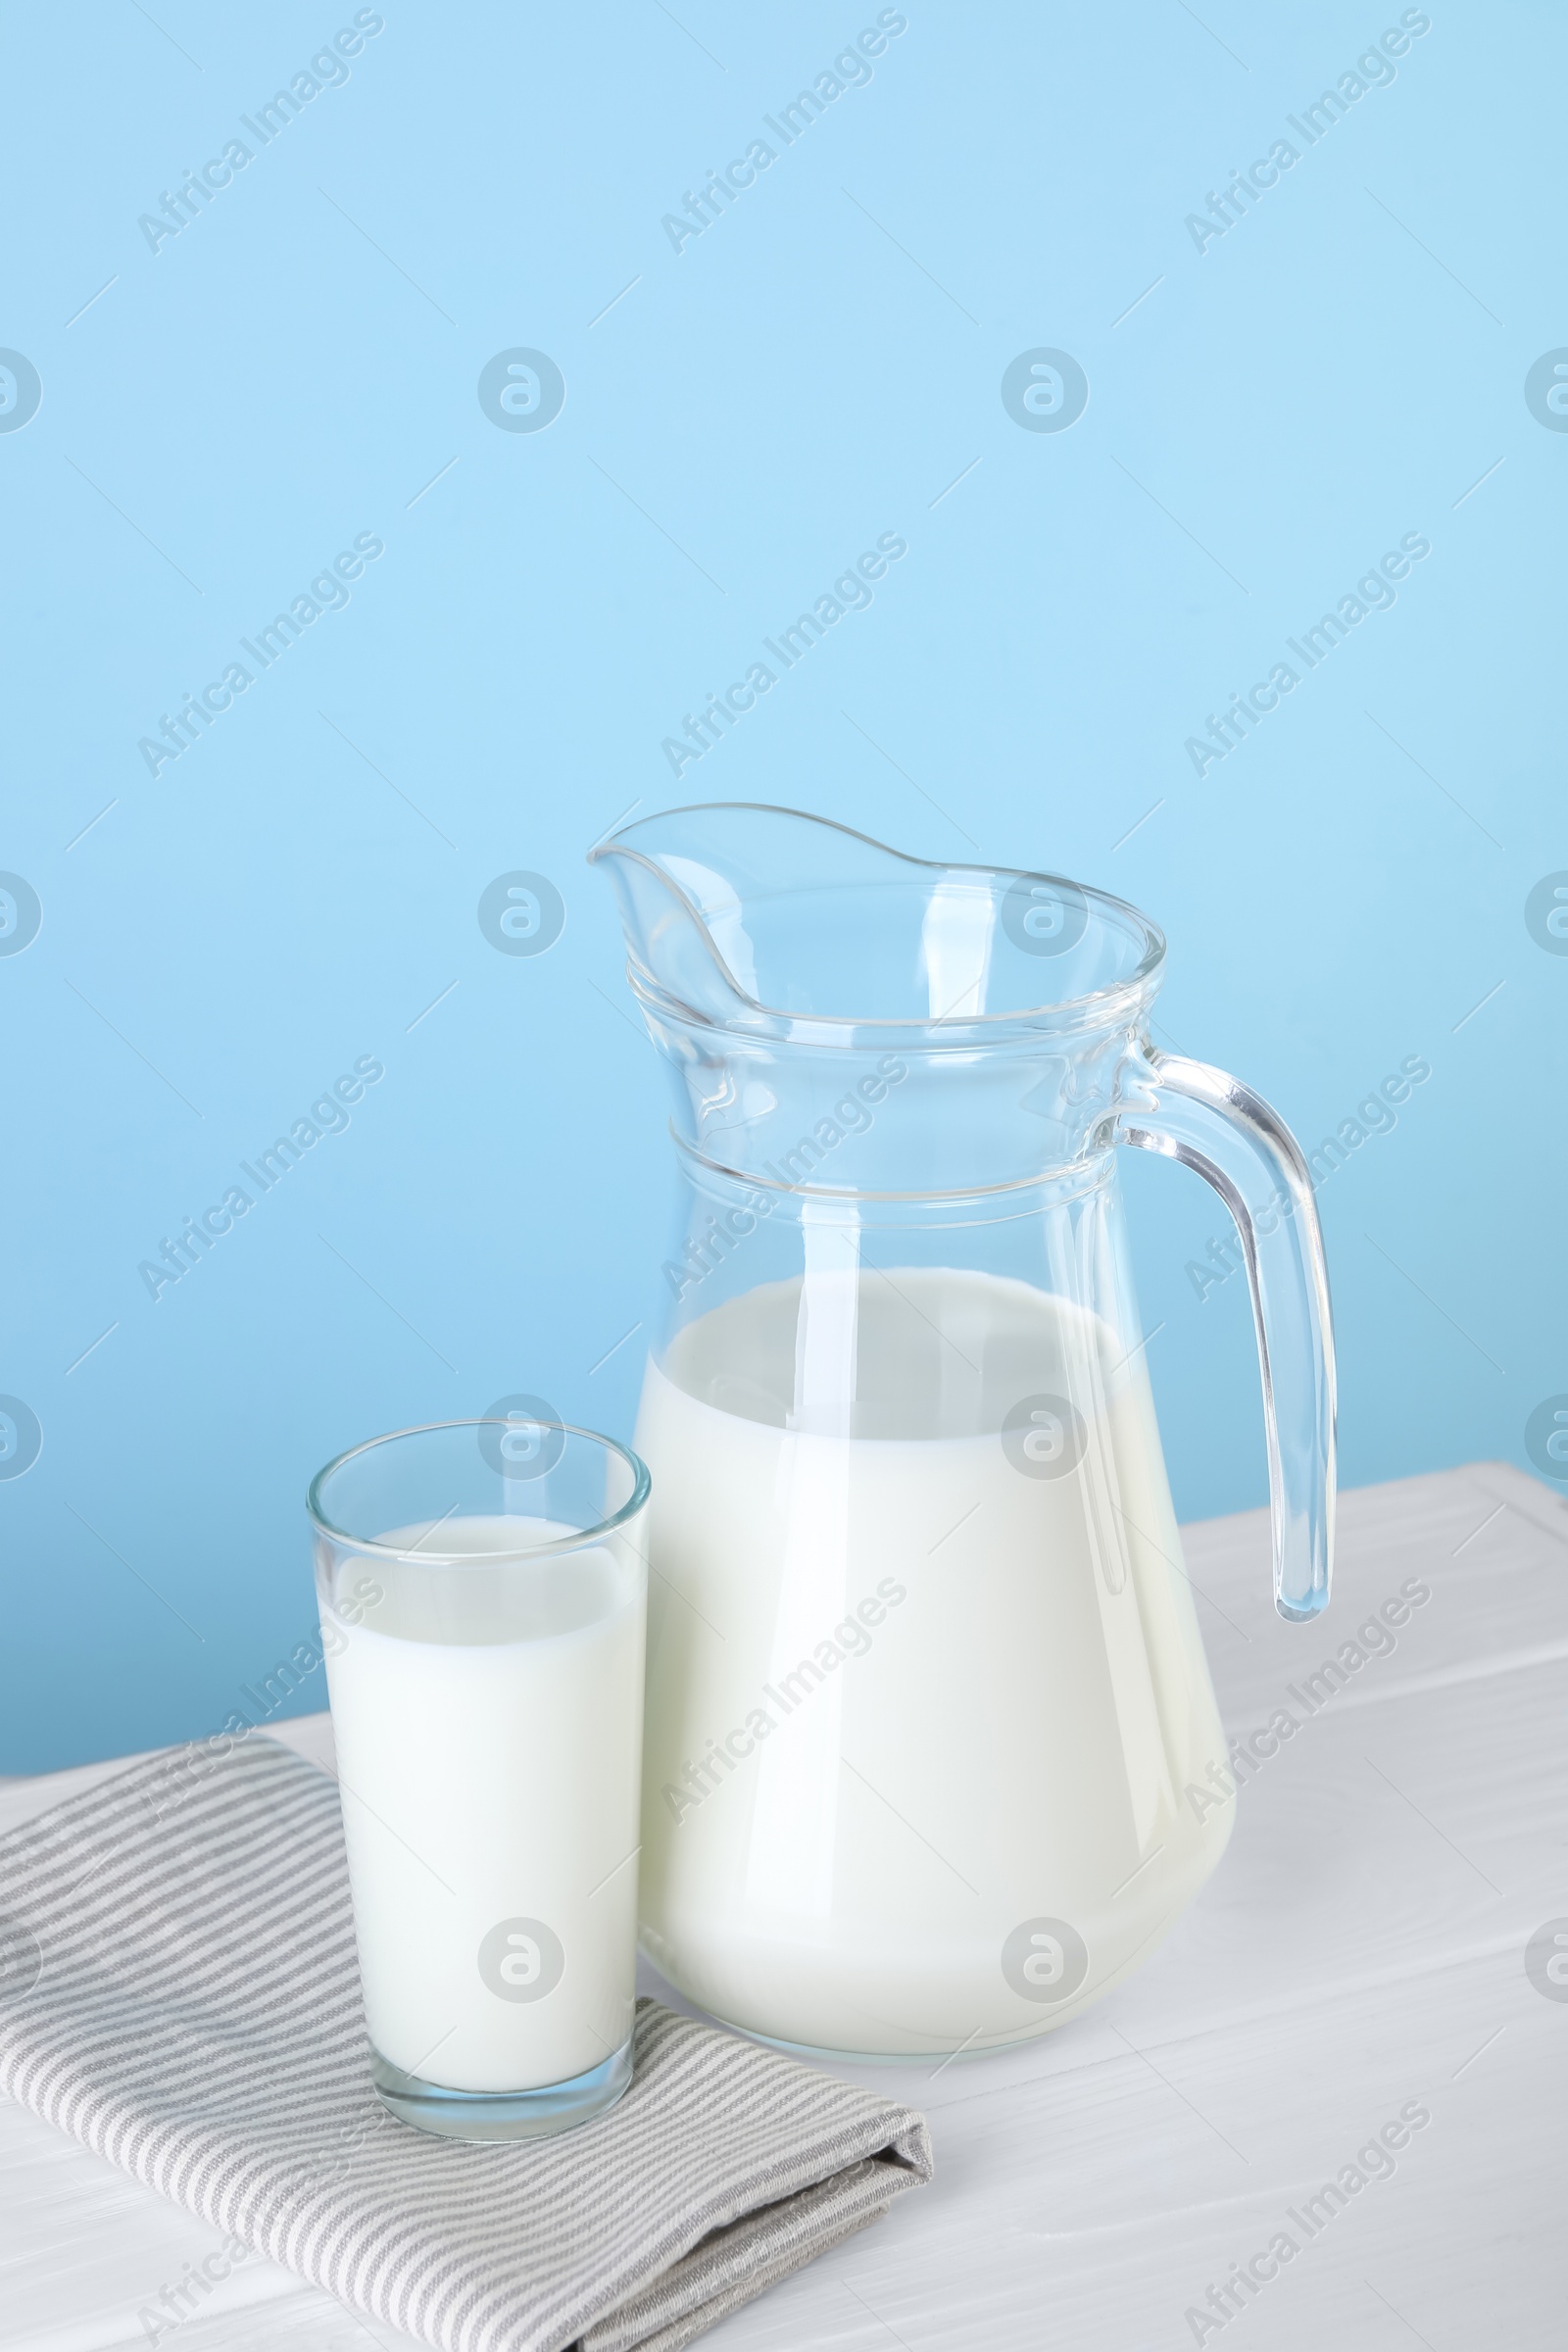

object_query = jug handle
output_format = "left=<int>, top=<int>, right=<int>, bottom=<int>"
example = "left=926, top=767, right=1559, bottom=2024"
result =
left=1118, top=1047, right=1336, bottom=1621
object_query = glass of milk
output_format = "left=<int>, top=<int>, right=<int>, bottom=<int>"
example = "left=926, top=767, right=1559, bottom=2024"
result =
left=308, top=1417, right=650, bottom=2139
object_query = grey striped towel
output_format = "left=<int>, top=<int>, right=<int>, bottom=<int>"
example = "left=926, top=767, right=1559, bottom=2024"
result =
left=0, top=1736, right=931, bottom=2352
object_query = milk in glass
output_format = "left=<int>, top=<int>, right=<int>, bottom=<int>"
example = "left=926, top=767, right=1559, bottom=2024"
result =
left=321, top=1518, right=644, bottom=2092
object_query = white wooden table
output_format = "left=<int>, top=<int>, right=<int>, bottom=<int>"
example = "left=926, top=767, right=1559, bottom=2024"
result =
left=3, top=1461, right=1564, bottom=2351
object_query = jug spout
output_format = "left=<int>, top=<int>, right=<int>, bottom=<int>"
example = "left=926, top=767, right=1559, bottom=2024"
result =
left=588, top=802, right=1167, bottom=1193
left=588, top=802, right=1165, bottom=1039
left=586, top=806, right=775, bottom=1028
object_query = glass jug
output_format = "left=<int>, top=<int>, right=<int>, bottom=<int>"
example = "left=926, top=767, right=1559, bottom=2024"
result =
left=590, top=805, right=1334, bottom=2059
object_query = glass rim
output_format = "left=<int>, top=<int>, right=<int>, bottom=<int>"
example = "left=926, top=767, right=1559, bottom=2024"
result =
left=306, top=1418, right=651, bottom=1563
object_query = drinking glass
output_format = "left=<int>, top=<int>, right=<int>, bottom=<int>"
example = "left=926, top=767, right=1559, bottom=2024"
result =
left=308, top=1417, right=650, bottom=2139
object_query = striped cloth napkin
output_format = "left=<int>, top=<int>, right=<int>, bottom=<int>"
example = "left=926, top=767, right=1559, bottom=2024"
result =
left=0, top=1736, right=931, bottom=2352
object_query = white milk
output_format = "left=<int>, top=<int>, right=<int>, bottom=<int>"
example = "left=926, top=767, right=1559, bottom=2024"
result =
left=633, top=1269, right=1231, bottom=2056
left=321, top=1517, right=644, bottom=2093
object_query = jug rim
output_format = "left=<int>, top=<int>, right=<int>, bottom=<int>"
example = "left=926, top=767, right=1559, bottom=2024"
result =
left=588, top=801, right=1166, bottom=1033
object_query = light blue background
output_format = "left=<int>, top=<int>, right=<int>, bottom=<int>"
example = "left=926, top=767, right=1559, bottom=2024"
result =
left=3, top=2, right=1559, bottom=1770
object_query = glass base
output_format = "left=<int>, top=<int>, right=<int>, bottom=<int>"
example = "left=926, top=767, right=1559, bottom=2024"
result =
left=370, top=2035, right=633, bottom=2141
